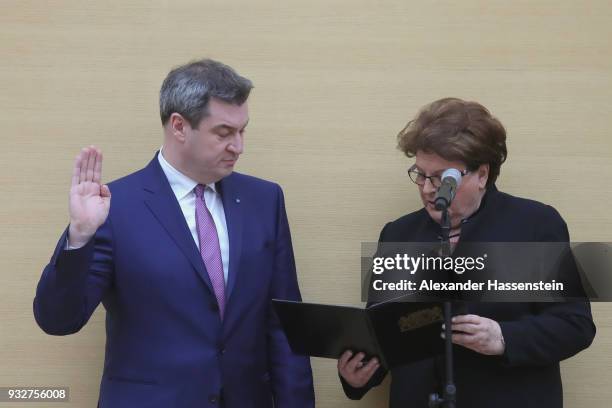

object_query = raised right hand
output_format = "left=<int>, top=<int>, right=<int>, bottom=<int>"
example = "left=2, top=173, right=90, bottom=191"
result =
left=338, top=350, right=380, bottom=388
left=68, top=146, right=111, bottom=247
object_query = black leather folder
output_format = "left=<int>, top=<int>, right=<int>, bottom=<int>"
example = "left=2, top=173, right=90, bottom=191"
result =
left=272, top=299, right=465, bottom=369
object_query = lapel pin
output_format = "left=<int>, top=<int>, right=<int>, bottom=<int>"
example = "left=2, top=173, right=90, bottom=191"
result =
left=235, top=198, right=241, bottom=203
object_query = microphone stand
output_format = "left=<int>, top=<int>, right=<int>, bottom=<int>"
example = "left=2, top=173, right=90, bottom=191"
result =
left=428, top=207, right=457, bottom=408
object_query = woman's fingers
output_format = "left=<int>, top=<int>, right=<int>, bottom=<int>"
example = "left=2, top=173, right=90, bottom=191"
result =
left=338, top=350, right=353, bottom=370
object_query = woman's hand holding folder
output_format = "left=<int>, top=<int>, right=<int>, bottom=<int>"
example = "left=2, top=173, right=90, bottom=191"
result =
left=338, top=350, right=381, bottom=388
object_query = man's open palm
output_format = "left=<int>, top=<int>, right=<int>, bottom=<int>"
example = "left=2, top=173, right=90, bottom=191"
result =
left=68, top=146, right=110, bottom=247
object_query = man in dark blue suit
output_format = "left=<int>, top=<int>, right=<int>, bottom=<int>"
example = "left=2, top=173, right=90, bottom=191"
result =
left=34, top=59, right=315, bottom=408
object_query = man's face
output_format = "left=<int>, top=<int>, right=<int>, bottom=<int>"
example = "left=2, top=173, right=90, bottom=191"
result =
left=413, top=151, right=488, bottom=226
left=180, top=98, right=249, bottom=184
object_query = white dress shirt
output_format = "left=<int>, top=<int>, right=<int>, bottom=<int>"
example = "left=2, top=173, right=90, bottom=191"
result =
left=158, top=149, right=230, bottom=284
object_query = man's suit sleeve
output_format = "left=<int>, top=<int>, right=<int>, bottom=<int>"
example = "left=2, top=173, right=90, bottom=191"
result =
left=499, top=205, right=596, bottom=367
left=267, top=185, right=315, bottom=407
left=33, top=218, right=114, bottom=335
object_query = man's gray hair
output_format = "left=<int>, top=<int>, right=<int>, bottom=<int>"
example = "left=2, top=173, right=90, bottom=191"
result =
left=159, top=58, right=253, bottom=128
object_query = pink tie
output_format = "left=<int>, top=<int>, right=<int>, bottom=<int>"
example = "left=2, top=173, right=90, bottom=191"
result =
left=195, top=184, right=226, bottom=319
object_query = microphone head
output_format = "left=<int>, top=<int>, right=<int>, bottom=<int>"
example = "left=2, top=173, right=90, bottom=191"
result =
left=433, top=168, right=463, bottom=211
left=441, top=168, right=463, bottom=188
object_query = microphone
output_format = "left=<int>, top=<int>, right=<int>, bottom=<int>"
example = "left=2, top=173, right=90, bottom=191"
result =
left=434, top=168, right=463, bottom=211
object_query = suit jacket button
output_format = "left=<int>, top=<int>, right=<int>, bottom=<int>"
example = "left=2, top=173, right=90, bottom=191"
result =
left=210, top=302, right=219, bottom=312
left=208, top=394, right=218, bottom=404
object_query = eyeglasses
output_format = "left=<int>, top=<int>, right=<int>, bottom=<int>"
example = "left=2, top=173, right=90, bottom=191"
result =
left=407, top=166, right=469, bottom=188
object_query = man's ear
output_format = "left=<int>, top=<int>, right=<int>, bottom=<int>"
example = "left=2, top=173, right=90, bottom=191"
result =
left=168, top=113, right=189, bottom=142
left=477, top=164, right=489, bottom=189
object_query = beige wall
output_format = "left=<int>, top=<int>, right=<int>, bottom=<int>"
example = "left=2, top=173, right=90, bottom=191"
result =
left=1, top=1, right=611, bottom=406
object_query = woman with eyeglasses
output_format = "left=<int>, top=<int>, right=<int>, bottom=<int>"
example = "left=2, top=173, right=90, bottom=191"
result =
left=337, top=98, right=595, bottom=408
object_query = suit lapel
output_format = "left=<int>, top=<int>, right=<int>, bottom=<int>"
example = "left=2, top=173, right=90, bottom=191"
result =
left=141, top=155, right=214, bottom=294
left=218, top=174, right=243, bottom=302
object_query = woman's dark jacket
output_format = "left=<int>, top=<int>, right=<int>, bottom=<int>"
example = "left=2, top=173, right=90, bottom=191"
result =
left=342, top=185, right=595, bottom=408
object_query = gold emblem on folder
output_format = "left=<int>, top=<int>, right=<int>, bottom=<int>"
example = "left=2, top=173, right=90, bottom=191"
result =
left=398, top=306, right=443, bottom=332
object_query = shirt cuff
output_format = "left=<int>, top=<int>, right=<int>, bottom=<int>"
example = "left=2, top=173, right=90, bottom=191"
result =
left=65, top=233, right=87, bottom=250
